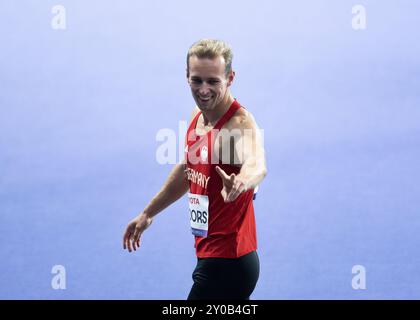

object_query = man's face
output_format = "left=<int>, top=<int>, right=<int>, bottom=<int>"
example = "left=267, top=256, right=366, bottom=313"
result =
left=187, top=55, right=234, bottom=112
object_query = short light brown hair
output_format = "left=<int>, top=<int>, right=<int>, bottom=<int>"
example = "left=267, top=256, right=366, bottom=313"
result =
left=186, top=39, right=233, bottom=77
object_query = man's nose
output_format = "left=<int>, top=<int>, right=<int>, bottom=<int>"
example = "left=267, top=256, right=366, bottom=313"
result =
left=198, top=83, right=211, bottom=96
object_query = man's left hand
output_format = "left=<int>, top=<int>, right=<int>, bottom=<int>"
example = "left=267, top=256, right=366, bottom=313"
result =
left=215, top=166, right=248, bottom=202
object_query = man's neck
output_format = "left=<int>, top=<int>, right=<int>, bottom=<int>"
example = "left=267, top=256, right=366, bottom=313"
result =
left=201, top=93, right=234, bottom=126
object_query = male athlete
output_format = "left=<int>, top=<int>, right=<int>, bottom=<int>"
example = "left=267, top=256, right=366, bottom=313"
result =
left=123, top=39, right=267, bottom=300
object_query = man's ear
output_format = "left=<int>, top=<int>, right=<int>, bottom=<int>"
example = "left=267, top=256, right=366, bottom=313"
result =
left=227, top=70, right=235, bottom=87
left=186, top=69, right=189, bottom=80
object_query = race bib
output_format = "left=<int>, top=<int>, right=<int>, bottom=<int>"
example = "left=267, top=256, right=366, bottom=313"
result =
left=188, top=193, right=209, bottom=237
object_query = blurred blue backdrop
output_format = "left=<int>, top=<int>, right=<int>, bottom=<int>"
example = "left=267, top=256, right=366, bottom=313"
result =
left=0, top=0, right=419, bottom=299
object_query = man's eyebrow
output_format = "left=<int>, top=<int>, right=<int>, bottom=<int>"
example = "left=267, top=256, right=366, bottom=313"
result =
left=190, top=76, right=220, bottom=81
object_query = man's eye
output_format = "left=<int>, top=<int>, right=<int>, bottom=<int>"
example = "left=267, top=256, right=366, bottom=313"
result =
left=191, top=79, right=201, bottom=83
left=208, top=80, right=219, bottom=85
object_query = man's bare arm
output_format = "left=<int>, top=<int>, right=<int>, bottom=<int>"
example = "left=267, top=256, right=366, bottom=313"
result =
left=235, top=113, right=267, bottom=190
left=123, top=163, right=189, bottom=252
left=216, top=112, right=267, bottom=202
left=143, top=163, right=189, bottom=219
left=143, top=106, right=200, bottom=216
left=123, top=107, right=199, bottom=252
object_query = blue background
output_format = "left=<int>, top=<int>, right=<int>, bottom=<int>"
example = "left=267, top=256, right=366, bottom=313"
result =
left=1, top=0, right=419, bottom=299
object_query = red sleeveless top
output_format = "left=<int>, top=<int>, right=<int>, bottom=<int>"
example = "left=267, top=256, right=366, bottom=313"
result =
left=185, top=99, right=257, bottom=258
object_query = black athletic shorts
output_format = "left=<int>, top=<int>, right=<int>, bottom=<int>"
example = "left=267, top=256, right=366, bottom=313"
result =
left=187, top=250, right=260, bottom=300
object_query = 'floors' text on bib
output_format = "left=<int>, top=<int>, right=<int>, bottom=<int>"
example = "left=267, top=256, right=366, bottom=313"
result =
left=188, top=193, right=209, bottom=237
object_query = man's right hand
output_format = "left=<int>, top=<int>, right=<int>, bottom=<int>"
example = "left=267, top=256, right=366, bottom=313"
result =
left=123, top=213, right=153, bottom=253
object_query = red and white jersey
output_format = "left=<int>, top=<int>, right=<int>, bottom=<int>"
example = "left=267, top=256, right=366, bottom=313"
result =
left=185, top=99, right=257, bottom=258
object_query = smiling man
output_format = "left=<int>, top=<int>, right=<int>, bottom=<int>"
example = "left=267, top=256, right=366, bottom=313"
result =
left=123, top=39, right=267, bottom=300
